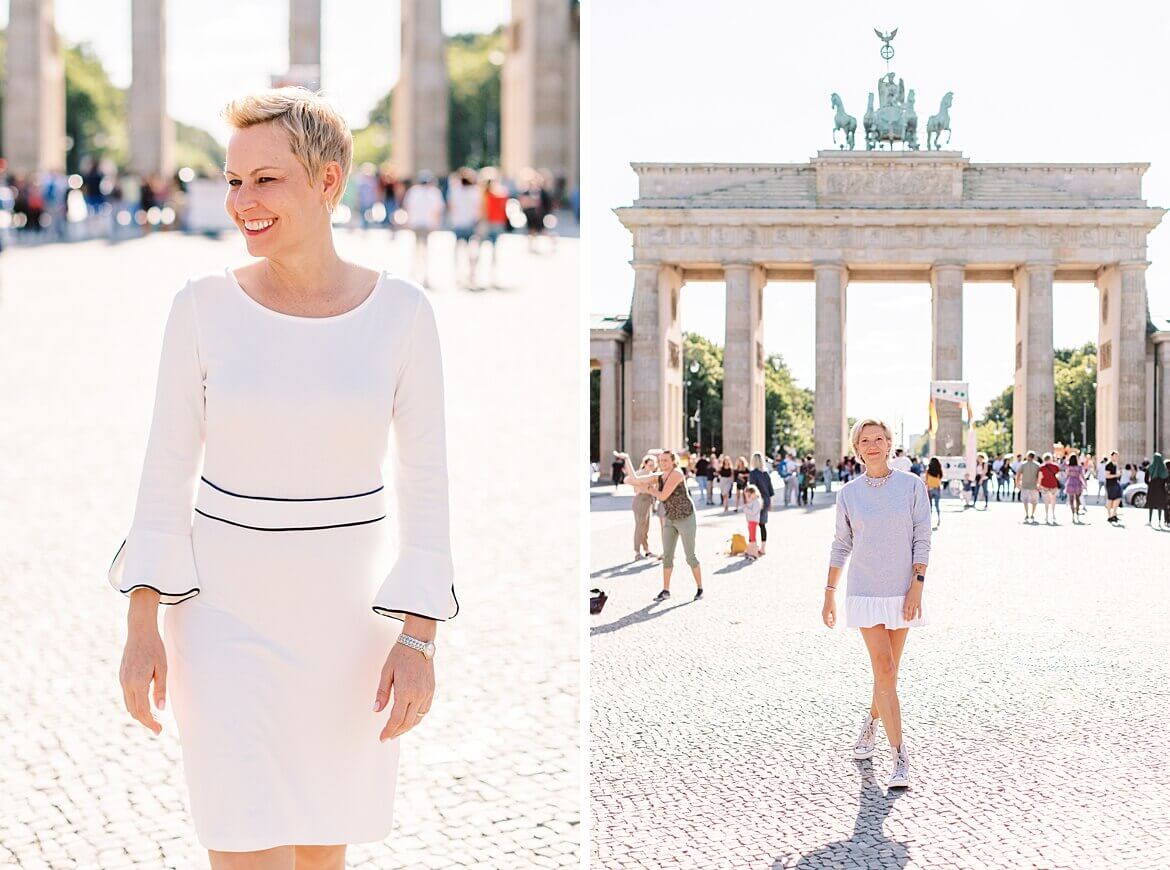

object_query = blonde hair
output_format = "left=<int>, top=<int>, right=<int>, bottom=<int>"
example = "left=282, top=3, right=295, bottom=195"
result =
left=221, top=87, right=353, bottom=209
left=850, top=418, right=894, bottom=455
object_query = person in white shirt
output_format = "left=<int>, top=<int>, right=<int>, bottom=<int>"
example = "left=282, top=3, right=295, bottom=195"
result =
left=401, top=171, right=445, bottom=286
left=889, top=448, right=912, bottom=473
left=446, top=167, right=483, bottom=287
left=1096, top=456, right=1109, bottom=503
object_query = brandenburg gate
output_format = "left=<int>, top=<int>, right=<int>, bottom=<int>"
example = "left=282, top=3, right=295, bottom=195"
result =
left=615, top=153, right=1164, bottom=463
left=611, top=34, right=1166, bottom=466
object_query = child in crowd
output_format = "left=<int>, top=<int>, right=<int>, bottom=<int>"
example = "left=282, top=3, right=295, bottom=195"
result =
left=743, top=485, right=762, bottom=559
left=961, top=474, right=974, bottom=508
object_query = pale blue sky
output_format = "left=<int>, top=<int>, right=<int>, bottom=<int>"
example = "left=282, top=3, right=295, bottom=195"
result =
left=1, top=0, right=507, bottom=143
left=585, top=0, right=1170, bottom=431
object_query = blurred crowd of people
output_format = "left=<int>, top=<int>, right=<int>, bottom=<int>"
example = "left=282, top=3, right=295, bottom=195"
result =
left=0, top=155, right=578, bottom=278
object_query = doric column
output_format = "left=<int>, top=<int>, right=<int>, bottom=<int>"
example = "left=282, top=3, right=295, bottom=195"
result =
left=1096, top=261, right=1150, bottom=462
left=722, top=263, right=766, bottom=459
left=930, top=263, right=964, bottom=456
left=1013, top=263, right=1055, bottom=457
left=502, top=0, right=578, bottom=189
left=394, top=0, right=449, bottom=177
left=1155, top=335, right=1170, bottom=456
left=814, top=262, right=848, bottom=464
left=630, top=263, right=683, bottom=458
left=3, top=0, right=66, bottom=175
left=128, top=0, right=173, bottom=179
left=598, top=355, right=620, bottom=480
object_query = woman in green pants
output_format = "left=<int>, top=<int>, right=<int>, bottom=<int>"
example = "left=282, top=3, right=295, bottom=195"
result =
left=622, top=449, right=704, bottom=602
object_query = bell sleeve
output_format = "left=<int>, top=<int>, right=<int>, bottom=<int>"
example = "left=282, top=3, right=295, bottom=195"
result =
left=371, top=289, right=458, bottom=621
left=107, top=283, right=205, bottom=605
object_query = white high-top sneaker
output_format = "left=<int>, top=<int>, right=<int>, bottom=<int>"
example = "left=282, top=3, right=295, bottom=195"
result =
left=852, top=712, right=878, bottom=760
left=887, top=742, right=910, bottom=789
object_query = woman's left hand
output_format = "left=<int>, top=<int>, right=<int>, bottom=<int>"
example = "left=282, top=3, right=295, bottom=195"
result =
left=902, top=579, right=923, bottom=622
left=374, top=643, right=435, bottom=742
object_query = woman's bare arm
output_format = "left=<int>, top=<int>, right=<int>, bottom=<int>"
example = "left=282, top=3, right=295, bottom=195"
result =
left=643, top=468, right=683, bottom=502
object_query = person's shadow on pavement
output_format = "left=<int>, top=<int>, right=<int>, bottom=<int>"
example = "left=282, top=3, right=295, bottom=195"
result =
left=776, top=763, right=910, bottom=869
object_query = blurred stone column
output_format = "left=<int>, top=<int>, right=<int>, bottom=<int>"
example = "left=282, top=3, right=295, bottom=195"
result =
left=1013, top=263, right=1055, bottom=456
left=930, top=262, right=965, bottom=456
left=394, top=0, right=449, bottom=177
left=814, top=262, right=848, bottom=464
left=722, top=263, right=765, bottom=459
left=598, top=354, right=620, bottom=480
left=1096, top=261, right=1150, bottom=461
left=1156, top=334, right=1170, bottom=457
left=3, top=0, right=66, bottom=175
left=289, top=0, right=321, bottom=73
left=128, top=0, right=174, bottom=179
left=502, top=0, right=578, bottom=189
left=630, top=262, right=683, bottom=457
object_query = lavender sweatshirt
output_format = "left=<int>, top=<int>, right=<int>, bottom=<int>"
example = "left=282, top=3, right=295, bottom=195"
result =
left=829, top=470, right=932, bottom=598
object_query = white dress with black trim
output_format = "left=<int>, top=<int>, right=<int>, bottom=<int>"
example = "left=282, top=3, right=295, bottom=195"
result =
left=108, top=267, right=456, bottom=852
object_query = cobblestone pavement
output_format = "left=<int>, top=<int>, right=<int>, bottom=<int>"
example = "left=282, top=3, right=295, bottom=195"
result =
left=590, top=481, right=1170, bottom=868
left=0, top=228, right=579, bottom=868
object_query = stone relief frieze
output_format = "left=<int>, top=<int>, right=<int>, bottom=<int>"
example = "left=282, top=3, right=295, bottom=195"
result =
left=820, top=167, right=952, bottom=198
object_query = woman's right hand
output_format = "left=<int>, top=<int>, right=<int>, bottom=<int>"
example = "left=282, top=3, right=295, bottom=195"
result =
left=119, top=616, right=168, bottom=736
left=821, top=590, right=837, bottom=629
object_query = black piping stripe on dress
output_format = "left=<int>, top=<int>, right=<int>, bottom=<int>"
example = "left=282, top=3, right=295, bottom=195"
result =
left=371, top=585, right=461, bottom=622
left=118, top=583, right=201, bottom=604
left=200, top=476, right=383, bottom=502
left=194, top=508, right=386, bottom=532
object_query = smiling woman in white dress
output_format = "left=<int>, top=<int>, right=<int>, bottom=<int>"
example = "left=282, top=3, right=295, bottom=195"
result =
left=820, top=418, right=930, bottom=791
left=109, top=88, right=457, bottom=870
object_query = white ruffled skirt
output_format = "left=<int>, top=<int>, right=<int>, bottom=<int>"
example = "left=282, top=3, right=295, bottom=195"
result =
left=845, top=594, right=926, bottom=629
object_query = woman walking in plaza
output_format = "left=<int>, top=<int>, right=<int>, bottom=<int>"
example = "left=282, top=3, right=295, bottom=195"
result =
left=925, top=457, right=944, bottom=529
left=1064, top=453, right=1087, bottom=523
left=628, top=454, right=660, bottom=559
left=734, top=455, right=750, bottom=511
left=749, top=452, right=775, bottom=556
left=821, top=418, right=930, bottom=790
left=111, top=88, right=456, bottom=868
left=623, top=450, right=704, bottom=602
left=1144, top=452, right=1169, bottom=528
left=1038, top=452, right=1062, bottom=524
left=1105, top=453, right=1124, bottom=523
left=718, top=454, right=735, bottom=513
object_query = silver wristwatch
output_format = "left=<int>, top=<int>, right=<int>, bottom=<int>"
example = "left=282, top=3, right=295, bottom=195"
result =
left=396, top=633, right=436, bottom=660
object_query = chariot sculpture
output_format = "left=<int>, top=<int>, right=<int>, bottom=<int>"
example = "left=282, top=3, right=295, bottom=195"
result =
left=829, top=28, right=954, bottom=151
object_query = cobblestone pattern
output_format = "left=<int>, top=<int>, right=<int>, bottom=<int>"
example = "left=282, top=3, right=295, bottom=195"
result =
left=0, top=229, right=579, bottom=868
left=590, top=483, right=1170, bottom=868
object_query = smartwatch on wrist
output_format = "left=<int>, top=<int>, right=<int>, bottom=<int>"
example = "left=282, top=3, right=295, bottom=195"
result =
left=914, top=573, right=925, bottom=583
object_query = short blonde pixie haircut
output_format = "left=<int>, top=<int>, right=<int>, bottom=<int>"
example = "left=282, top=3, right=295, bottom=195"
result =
left=221, top=87, right=353, bottom=209
left=850, top=417, right=894, bottom=456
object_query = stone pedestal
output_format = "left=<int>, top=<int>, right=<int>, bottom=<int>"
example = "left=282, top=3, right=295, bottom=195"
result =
left=722, top=264, right=765, bottom=459
left=393, top=0, right=449, bottom=177
left=3, top=0, right=65, bottom=175
left=128, top=0, right=173, bottom=179
left=502, top=0, right=578, bottom=189
left=814, top=263, right=848, bottom=464
left=1096, top=262, right=1150, bottom=462
left=630, top=264, right=683, bottom=458
left=1013, top=263, right=1055, bottom=457
left=930, top=263, right=964, bottom=456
